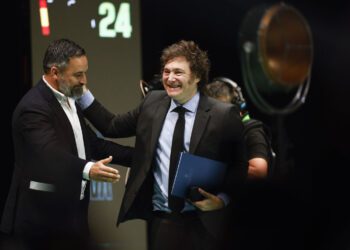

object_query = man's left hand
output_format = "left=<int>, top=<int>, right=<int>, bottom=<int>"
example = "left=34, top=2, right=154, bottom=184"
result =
left=191, top=188, right=224, bottom=211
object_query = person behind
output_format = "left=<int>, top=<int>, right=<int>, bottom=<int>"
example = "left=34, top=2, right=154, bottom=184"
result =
left=203, top=78, right=278, bottom=250
left=139, top=74, right=163, bottom=97
left=203, top=78, right=273, bottom=179
left=77, top=40, right=247, bottom=250
left=0, top=38, right=133, bottom=250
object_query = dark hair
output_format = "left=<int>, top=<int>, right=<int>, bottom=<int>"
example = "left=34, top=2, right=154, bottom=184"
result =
left=43, top=38, right=86, bottom=73
left=205, top=77, right=248, bottom=115
left=160, top=40, right=210, bottom=89
left=203, top=80, right=235, bottom=101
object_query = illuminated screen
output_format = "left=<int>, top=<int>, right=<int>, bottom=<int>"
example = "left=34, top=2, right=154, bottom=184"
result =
left=30, top=1, right=146, bottom=249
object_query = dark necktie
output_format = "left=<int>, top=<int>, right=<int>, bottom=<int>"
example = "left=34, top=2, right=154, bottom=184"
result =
left=168, top=106, right=187, bottom=212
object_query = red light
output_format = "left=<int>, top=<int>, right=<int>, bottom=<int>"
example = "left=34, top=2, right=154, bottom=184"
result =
left=39, top=0, right=50, bottom=36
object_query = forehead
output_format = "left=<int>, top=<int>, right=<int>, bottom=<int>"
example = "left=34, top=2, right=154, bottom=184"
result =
left=64, top=56, right=88, bottom=72
left=164, top=56, right=190, bottom=71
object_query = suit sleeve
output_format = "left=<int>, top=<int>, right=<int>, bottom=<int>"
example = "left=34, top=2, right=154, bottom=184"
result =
left=83, top=99, right=140, bottom=138
left=86, top=123, right=134, bottom=167
left=82, top=90, right=161, bottom=138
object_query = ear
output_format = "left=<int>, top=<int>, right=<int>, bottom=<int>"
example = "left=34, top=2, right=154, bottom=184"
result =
left=193, top=76, right=200, bottom=85
left=50, top=66, right=60, bottom=79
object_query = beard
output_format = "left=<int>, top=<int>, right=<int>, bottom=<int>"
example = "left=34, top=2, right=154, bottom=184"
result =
left=58, top=80, right=84, bottom=99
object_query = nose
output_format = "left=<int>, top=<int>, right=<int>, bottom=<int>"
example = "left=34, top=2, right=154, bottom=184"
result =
left=80, top=73, right=87, bottom=85
left=168, top=72, right=176, bottom=82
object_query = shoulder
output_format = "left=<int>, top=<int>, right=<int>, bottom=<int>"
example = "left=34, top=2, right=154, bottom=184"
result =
left=14, top=81, right=52, bottom=116
left=143, top=90, right=168, bottom=104
left=244, top=119, right=270, bottom=143
left=200, top=95, right=244, bottom=135
left=16, top=84, right=42, bottom=107
left=145, top=90, right=168, bottom=99
left=244, top=119, right=264, bottom=130
left=244, top=119, right=271, bottom=135
left=202, top=94, right=240, bottom=115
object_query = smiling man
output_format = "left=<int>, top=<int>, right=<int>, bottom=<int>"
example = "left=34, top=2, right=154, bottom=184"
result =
left=78, top=40, right=247, bottom=250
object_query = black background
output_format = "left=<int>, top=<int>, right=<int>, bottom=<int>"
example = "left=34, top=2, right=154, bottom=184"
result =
left=2, top=0, right=350, bottom=249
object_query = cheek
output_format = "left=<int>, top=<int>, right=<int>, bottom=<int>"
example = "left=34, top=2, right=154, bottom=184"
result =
left=67, top=77, right=79, bottom=85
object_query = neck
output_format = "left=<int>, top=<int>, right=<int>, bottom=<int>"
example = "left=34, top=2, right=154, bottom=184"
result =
left=43, top=74, right=59, bottom=91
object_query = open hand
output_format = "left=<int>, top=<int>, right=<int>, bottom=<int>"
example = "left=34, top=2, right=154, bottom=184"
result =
left=89, top=156, right=120, bottom=183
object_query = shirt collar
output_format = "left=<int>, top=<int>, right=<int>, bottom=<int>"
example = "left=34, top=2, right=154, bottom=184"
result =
left=42, top=75, right=71, bottom=103
left=170, top=91, right=200, bottom=113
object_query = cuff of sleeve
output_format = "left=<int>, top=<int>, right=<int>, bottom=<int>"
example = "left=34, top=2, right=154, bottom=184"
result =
left=83, top=162, right=94, bottom=180
left=217, top=193, right=230, bottom=207
left=77, top=90, right=94, bottom=110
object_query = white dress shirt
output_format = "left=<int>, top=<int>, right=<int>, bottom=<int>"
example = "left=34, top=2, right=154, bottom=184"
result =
left=43, top=76, right=93, bottom=200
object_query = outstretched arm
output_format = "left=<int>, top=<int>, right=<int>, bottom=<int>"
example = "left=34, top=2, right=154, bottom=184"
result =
left=89, top=156, right=120, bottom=182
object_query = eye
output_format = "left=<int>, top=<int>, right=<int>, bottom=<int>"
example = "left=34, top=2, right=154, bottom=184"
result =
left=175, top=70, right=184, bottom=76
left=75, top=72, right=83, bottom=77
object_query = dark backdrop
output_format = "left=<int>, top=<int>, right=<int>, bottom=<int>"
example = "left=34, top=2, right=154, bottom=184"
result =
left=139, top=1, right=349, bottom=249
left=2, top=0, right=350, bottom=249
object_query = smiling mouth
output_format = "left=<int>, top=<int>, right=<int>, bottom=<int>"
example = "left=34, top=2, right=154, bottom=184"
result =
left=167, top=83, right=181, bottom=89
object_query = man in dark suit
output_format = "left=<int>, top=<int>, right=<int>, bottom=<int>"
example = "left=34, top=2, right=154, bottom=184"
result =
left=78, top=40, right=247, bottom=250
left=0, top=39, right=133, bottom=250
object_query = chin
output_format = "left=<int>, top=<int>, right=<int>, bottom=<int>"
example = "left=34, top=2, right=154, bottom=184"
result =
left=166, top=88, right=181, bottom=97
left=167, top=91, right=176, bottom=98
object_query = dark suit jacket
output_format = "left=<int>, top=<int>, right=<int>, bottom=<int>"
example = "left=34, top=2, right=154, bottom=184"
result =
left=0, top=80, right=133, bottom=237
left=83, top=90, right=247, bottom=238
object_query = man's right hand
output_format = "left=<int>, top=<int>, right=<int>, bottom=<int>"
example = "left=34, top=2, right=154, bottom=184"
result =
left=89, top=156, right=120, bottom=183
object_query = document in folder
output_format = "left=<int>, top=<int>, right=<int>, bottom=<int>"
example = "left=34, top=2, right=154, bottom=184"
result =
left=171, top=152, right=227, bottom=198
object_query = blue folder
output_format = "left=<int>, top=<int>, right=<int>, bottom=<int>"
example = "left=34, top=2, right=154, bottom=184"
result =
left=171, top=152, right=227, bottom=198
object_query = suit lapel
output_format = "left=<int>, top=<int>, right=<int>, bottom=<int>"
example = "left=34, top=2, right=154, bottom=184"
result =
left=143, top=92, right=211, bottom=155
left=189, top=95, right=211, bottom=153
left=149, top=95, right=171, bottom=156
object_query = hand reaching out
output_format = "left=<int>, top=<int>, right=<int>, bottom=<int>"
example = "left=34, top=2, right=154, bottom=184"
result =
left=89, top=156, right=120, bottom=183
